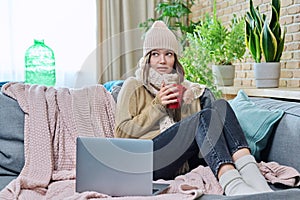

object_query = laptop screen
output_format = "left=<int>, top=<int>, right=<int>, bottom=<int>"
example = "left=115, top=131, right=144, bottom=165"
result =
left=76, top=137, right=154, bottom=196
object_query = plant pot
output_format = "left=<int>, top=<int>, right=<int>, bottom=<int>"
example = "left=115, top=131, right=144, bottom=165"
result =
left=212, top=64, right=235, bottom=86
left=254, top=62, right=281, bottom=88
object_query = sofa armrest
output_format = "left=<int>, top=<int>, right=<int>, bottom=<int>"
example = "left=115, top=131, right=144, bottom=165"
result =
left=0, top=91, right=25, bottom=190
left=251, top=98, right=300, bottom=172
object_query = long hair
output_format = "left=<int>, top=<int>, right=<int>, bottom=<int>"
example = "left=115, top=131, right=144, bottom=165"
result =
left=142, top=51, right=185, bottom=85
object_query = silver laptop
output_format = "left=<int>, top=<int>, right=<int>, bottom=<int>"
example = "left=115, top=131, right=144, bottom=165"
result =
left=76, top=137, right=169, bottom=196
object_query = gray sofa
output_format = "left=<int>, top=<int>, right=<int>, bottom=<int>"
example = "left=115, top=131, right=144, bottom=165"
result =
left=1, top=83, right=300, bottom=199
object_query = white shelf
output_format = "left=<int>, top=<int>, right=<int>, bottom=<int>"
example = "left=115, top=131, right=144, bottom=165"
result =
left=219, top=86, right=300, bottom=100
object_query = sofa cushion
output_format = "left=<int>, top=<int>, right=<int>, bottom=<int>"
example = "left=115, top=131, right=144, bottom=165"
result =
left=103, top=80, right=124, bottom=92
left=250, top=97, right=300, bottom=173
left=0, top=92, right=25, bottom=190
left=229, top=90, right=284, bottom=160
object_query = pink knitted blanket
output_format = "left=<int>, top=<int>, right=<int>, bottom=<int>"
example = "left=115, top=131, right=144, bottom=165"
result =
left=0, top=82, right=223, bottom=199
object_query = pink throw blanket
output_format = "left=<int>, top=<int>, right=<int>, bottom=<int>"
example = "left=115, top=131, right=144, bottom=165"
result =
left=258, top=161, right=300, bottom=187
left=0, top=82, right=117, bottom=199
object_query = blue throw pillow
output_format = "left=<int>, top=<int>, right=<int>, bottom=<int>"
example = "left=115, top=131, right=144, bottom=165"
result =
left=103, top=80, right=124, bottom=92
left=229, top=90, right=284, bottom=160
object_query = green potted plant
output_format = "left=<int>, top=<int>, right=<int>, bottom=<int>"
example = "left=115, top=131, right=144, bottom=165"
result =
left=245, top=0, right=286, bottom=88
left=180, top=33, right=222, bottom=99
left=187, top=0, right=246, bottom=87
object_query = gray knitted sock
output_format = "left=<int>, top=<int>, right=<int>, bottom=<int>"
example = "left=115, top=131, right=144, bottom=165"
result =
left=219, top=169, right=257, bottom=196
left=235, top=155, right=273, bottom=193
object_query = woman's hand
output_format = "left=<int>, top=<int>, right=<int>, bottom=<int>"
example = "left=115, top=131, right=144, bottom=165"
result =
left=157, top=82, right=179, bottom=107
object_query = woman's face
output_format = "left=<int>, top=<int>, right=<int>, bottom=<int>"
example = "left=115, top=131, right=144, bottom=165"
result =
left=149, top=49, right=175, bottom=74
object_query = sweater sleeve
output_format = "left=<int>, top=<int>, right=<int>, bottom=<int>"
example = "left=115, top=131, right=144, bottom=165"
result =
left=114, top=78, right=167, bottom=139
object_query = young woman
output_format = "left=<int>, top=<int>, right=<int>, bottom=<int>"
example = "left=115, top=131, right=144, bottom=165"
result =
left=114, top=21, right=273, bottom=196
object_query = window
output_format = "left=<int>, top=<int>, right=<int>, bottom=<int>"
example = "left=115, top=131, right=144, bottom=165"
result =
left=0, top=0, right=96, bottom=87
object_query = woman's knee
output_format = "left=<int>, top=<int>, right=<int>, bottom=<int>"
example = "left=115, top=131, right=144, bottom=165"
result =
left=209, top=99, right=233, bottom=117
left=211, top=99, right=229, bottom=108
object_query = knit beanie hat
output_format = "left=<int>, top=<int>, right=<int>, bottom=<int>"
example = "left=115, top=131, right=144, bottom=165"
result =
left=143, top=21, right=179, bottom=57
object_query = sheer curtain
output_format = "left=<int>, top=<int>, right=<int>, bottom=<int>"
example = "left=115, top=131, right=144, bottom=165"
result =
left=0, top=0, right=96, bottom=88
left=96, top=0, right=158, bottom=83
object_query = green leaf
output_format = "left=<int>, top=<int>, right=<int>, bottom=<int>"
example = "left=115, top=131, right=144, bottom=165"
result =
left=254, top=9, right=264, bottom=32
left=261, top=20, right=277, bottom=62
left=249, top=27, right=260, bottom=62
left=272, top=22, right=282, bottom=47
left=272, top=0, right=280, bottom=17
left=254, top=29, right=261, bottom=62
left=249, top=0, right=264, bottom=32
left=270, top=5, right=279, bottom=30
left=274, top=26, right=286, bottom=62
left=249, top=0, right=257, bottom=22
left=245, top=19, right=251, bottom=48
left=246, top=12, right=253, bottom=26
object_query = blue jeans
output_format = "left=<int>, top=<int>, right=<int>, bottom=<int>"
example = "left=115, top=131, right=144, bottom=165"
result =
left=152, top=99, right=249, bottom=180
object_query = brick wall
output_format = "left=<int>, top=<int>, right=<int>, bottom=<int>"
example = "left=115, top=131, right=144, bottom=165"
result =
left=190, top=0, right=300, bottom=88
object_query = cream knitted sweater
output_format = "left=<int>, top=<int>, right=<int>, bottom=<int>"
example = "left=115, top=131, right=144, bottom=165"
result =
left=115, top=77, right=205, bottom=139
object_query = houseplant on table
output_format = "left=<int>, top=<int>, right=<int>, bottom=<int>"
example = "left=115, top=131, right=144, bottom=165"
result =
left=185, top=4, right=246, bottom=87
left=245, top=0, right=286, bottom=88
left=180, top=33, right=223, bottom=99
